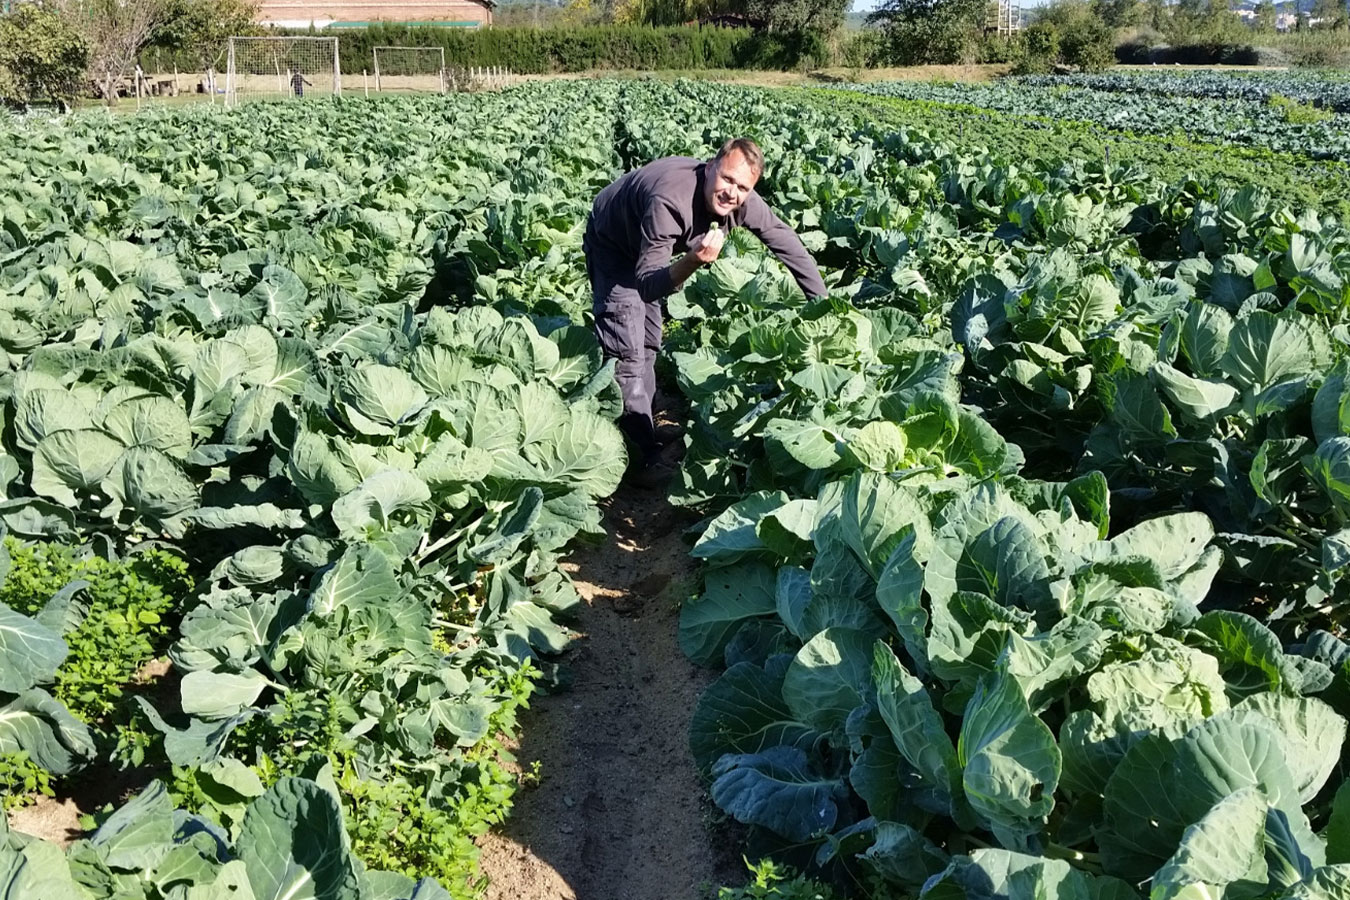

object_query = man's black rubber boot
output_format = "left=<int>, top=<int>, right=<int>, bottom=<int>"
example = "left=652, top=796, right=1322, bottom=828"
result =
left=654, top=422, right=686, bottom=446
left=619, top=411, right=663, bottom=460
left=629, top=459, right=676, bottom=490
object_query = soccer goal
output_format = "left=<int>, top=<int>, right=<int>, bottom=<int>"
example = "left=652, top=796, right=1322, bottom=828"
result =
left=225, top=36, right=341, bottom=106
left=373, top=46, right=447, bottom=94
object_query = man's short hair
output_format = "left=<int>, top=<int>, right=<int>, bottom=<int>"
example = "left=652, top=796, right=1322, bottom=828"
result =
left=713, top=138, right=763, bottom=175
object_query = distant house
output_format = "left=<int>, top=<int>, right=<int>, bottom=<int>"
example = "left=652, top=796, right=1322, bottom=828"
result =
left=257, top=0, right=495, bottom=28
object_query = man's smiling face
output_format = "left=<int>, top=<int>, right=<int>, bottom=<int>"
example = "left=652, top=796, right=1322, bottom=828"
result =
left=704, top=149, right=760, bottom=218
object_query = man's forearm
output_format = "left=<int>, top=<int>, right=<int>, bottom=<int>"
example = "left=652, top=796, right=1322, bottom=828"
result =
left=668, top=252, right=704, bottom=290
left=638, top=252, right=704, bottom=303
left=741, top=194, right=828, bottom=298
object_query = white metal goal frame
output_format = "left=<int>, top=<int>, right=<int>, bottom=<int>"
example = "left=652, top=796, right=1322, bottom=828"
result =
left=372, top=46, right=448, bottom=94
left=987, top=0, right=1023, bottom=36
left=225, top=36, right=341, bottom=107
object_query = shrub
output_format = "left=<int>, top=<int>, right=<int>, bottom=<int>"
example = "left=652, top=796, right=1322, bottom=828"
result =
left=1290, top=44, right=1350, bottom=67
left=0, top=5, right=88, bottom=111
left=877, top=19, right=978, bottom=65
left=1012, top=21, right=1061, bottom=74
left=1033, top=0, right=1117, bottom=71
left=977, top=33, right=1020, bottom=63
left=837, top=29, right=885, bottom=68
left=1058, top=17, right=1116, bottom=70
left=869, top=0, right=987, bottom=66
left=1251, top=46, right=1294, bottom=66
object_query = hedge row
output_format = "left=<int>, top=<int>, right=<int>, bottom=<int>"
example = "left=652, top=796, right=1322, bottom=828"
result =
left=263, top=24, right=826, bottom=74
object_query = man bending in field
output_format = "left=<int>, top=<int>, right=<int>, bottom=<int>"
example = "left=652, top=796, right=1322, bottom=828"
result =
left=583, top=137, right=827, bottom=488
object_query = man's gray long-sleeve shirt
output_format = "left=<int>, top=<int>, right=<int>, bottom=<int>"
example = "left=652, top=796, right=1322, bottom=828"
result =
left=583, top=156, right=828, bottom=303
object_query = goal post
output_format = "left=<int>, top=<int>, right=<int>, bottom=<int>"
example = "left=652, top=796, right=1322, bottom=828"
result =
left=225, top=36, right=341, bottom=106
left=372, top=46, right=448, bottom=94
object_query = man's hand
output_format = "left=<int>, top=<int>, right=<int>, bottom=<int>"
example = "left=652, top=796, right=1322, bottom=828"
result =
left=664, top=225, right=726, bottom=293
left=690, top=225, right=725, bottom=265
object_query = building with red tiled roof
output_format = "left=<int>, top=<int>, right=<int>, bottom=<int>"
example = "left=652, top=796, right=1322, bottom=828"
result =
left=257, top=0, right=494, bottom=28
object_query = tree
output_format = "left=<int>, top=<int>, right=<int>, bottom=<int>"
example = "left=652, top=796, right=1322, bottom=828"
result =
left=1012, top=19, right=1060, bottom=72
left=743, top=0, right=851, bottom=32
left=1143, top=0, right=1168, bottom=29
left=57, top=0, right=168, bottom=104
left=1162, top=0, right=1246, bottom=44
left=0, top=5, right=88, bottom=111
left=867, top=0, right=987, bottom=64
left=1171, top=0, right=1206, bottom=28
left=1035, top=0, right=1116, bottom=70
left=492, top=0, right=572, bottom=27
left=561, top=0, right=605, bottom=24
left=1093, top=0, right=1143, bottom=27
left=151, top=0, right=258, bottom=74
left=1311, top=0, right=1348, bottom=27
left=636, top=0, right=845, bottom=34
left=1254, top=0, right=1276, bottom=31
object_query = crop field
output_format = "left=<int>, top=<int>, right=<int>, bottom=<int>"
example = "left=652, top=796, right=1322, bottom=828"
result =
left=1017, top=69, right=1350, bottom=112
left=2, top=74, right=1349, bottom=899
left=831, top=72, right=1350, bottom=159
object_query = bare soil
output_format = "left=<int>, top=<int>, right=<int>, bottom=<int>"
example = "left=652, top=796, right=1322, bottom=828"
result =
left=708, top=63, right=1010, bottom=86
left=478, top=402, right=742, bottom=900
left=7, top=795, right=85, bottom=845
left=541, top=63, right=1009, bottom=88
left=7, top=766, right=156, bottom=846
left=7, top=659, right=174, bottom=846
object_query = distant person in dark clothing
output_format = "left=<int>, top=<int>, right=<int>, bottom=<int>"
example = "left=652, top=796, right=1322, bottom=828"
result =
left=583, top=137, right=827, bottom=488
left=290, top=71, right=312, bottom=97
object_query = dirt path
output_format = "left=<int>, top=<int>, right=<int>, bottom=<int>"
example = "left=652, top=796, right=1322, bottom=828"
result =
left=478, top=436, right=741, bottom=900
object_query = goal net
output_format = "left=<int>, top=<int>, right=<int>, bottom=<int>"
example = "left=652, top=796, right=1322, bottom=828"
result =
left=225, top=36, right=341, bottom=106
left=373, top=46, right=447, bottom=94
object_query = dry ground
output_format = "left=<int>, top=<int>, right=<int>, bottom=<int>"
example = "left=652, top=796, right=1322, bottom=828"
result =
left=477, top=401, right=743, bottom=900
left=80, top=62, right=1305, bottom=113
left=74, top=63, right=1006, bottom=112
left=6, top=659, right=174, bottom=847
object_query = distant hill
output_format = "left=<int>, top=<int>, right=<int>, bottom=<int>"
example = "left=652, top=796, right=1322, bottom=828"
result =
left=1234, top=0, right=1325, bottom=11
